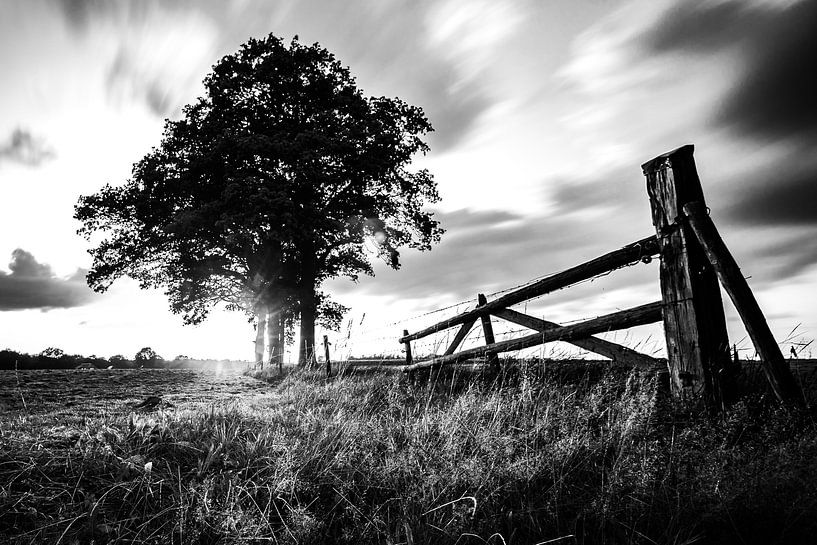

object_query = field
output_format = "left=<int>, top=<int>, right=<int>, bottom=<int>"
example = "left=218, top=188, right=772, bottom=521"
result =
left=2, top=363, right=817, bottom=544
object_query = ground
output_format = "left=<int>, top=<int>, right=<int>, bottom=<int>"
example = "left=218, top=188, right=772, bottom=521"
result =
left=2, top=363, right=817, bottom=544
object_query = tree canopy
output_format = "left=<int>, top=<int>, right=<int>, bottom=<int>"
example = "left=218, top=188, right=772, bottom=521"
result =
left=75, top=34, right=442, bottom=365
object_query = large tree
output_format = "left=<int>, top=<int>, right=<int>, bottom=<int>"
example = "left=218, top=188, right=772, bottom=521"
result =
left=75, top=34, right=442, bottom=366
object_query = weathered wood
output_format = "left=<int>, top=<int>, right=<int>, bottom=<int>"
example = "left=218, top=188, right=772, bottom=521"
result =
left=254, top=306, right=267, bottom=370
left=444, top=319, right=477, bottom=356
left=403, top=329, right=413, bottom=366
left=683, top=201, right=803, bottom=405
left=400, top=236, right=659, bottom=343
left=267, top=311, right=284, bottom=373
left=402, top=302, right=663, bottom=372
left=323, top=335, right=331, bottom=378
left=493, top=308, right=659, bottom=368
left=643, top=145, right=731, bottom=407
left=478, top=294, right=499, bottom=369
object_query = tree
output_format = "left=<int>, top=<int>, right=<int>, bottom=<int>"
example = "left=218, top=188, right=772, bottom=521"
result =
left=40, top=347, right=64, bottom=359
left=108, top=354, right=130, bottom=368
left=135, top=347, right=162, bottom=367
left=75, top=34, right=442, bottom=366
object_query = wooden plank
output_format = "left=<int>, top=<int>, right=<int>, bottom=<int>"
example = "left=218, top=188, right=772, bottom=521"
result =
left=443, top=319, right=477, bottom=356
left=323, top=335, right=331, bottom=378
left=683, top=201, right=803, bottom=405
left=643, top=145, right=731, bottom=407
left=478, top=294, right=499, bottom=369
left=402, top=302, right=663, bottom=372
left=493, top=308, right=659, bottom=369
left=400, top=235, right=659, bottom=343
left=403, top=329, right=413, bottom=366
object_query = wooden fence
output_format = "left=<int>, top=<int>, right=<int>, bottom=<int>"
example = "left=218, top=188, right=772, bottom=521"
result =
left=390, top=145, right=802, bottom=408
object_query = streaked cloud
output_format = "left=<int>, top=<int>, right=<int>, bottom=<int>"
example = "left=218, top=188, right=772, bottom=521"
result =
left=329, top=206, right=657, bottom=307
left=713, top=1, right=817, bottom=143
left=0, top=128, right=55, bottom=167
left=50, top=0, right=526, bottom=151
left=0, top=249, right=97, bottom=311
left=556, top=0, right=817, bottom=284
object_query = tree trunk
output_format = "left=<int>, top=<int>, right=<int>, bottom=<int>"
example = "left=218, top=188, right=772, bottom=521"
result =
left=298, top=286, right=317, bottom=368
left=254, top=306, right=267, bottom=369
left=267, top=308, right=284, bottom=372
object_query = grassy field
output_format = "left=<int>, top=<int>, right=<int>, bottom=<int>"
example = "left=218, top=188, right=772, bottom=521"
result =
left=2, top=362, right=817, bottom=544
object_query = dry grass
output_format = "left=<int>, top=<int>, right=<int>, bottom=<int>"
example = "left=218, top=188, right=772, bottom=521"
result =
left=2, top=362, right=817, bottom=544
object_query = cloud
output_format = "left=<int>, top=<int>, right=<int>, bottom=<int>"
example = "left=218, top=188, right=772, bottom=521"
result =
left=714, top=1, right=817, bottom=143
left=644, top=1, right=765, bottom=54
left=54, top=0, right=514, bottom=151
left=0, top=128, right=55, bottom=167
left=0, top=249, right=97, bottom=311
left=752, top=231, right=817, bottom=282
left=558, top=0, right=817, bottom=282
left=98, top=8, right=220, bottom=118
left=638, top=1, right=817, bottom=227
left=636, top=0, right=817, bottom=143
left=726, top=158, right=817, bottom=227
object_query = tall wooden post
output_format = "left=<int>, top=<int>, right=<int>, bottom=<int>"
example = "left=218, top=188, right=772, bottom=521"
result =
left=323, top=335, right=331, bottom=378
left=642, top=145, right=731, bottom=407
left=478, top=294, right=499, bottom=370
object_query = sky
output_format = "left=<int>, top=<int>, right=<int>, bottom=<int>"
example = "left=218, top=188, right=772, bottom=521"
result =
left=1, top=0, right=815, bottom=362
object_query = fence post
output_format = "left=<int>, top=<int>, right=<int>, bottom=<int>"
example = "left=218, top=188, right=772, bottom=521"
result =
left=323, top=335, right=331, bottom=378
left=403, top=329, right=413, bottom=365
left=642, top=145, right=731, bottom=408
left=478, top=294, right=499, bottom=370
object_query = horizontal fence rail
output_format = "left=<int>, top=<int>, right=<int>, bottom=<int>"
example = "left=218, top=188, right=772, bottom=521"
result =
left=402, top=301, right=663, bottom=372
left=492, top=308, right=659, bottom=368
left=400, top=235, right=659, bottom=343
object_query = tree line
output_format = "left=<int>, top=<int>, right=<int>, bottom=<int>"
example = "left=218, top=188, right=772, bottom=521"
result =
left=0, top=347, right=245, bottom=370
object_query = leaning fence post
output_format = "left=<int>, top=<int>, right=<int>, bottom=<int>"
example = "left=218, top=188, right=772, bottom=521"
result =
left=642, top=145, right=731, bottom=408
left=323, top=335, right=331, bottom=378
left=478, top=294, right=499, bottom=370
left=683, top=201, right=803, bottom=406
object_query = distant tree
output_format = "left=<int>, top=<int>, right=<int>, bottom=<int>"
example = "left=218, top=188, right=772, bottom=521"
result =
left=108, top=354, right=130, bottom=368
left=134, top=347, right=163, bottom=367
left=75, top=34, right=442, bottom=366
left=40, top=347, right=64, bottom=358
left=0, top=349, right=23, bottom=370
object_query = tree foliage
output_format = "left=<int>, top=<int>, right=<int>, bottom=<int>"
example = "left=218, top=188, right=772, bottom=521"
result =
left=75, top=34, right=442, bottom=363
left=134, top=347, right=162, bottom=365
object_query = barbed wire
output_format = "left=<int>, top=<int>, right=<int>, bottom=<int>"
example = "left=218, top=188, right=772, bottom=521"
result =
left=324, top=242, right=664, bottom=359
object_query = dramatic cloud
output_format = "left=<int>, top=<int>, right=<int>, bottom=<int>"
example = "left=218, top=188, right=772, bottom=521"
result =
left=0, top=249, right=96, bottom=311
left=726, top=157, right=817, bottom=227
left=559, top=0, right=817, bottom=282
left=640, top=0, right=817, bottom=143
left=752, top=231, right=817, bottom=283
left=645, top=1, right=765, bottom=54
left=0, top=128, right=55, bottom=167
left=640, top=1, right=817, bottom=230
left=715, top=1, right=817, bottom=142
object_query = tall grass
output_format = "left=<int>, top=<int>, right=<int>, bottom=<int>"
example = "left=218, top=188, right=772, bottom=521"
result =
left=2, top=363, right=817, bottom=544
